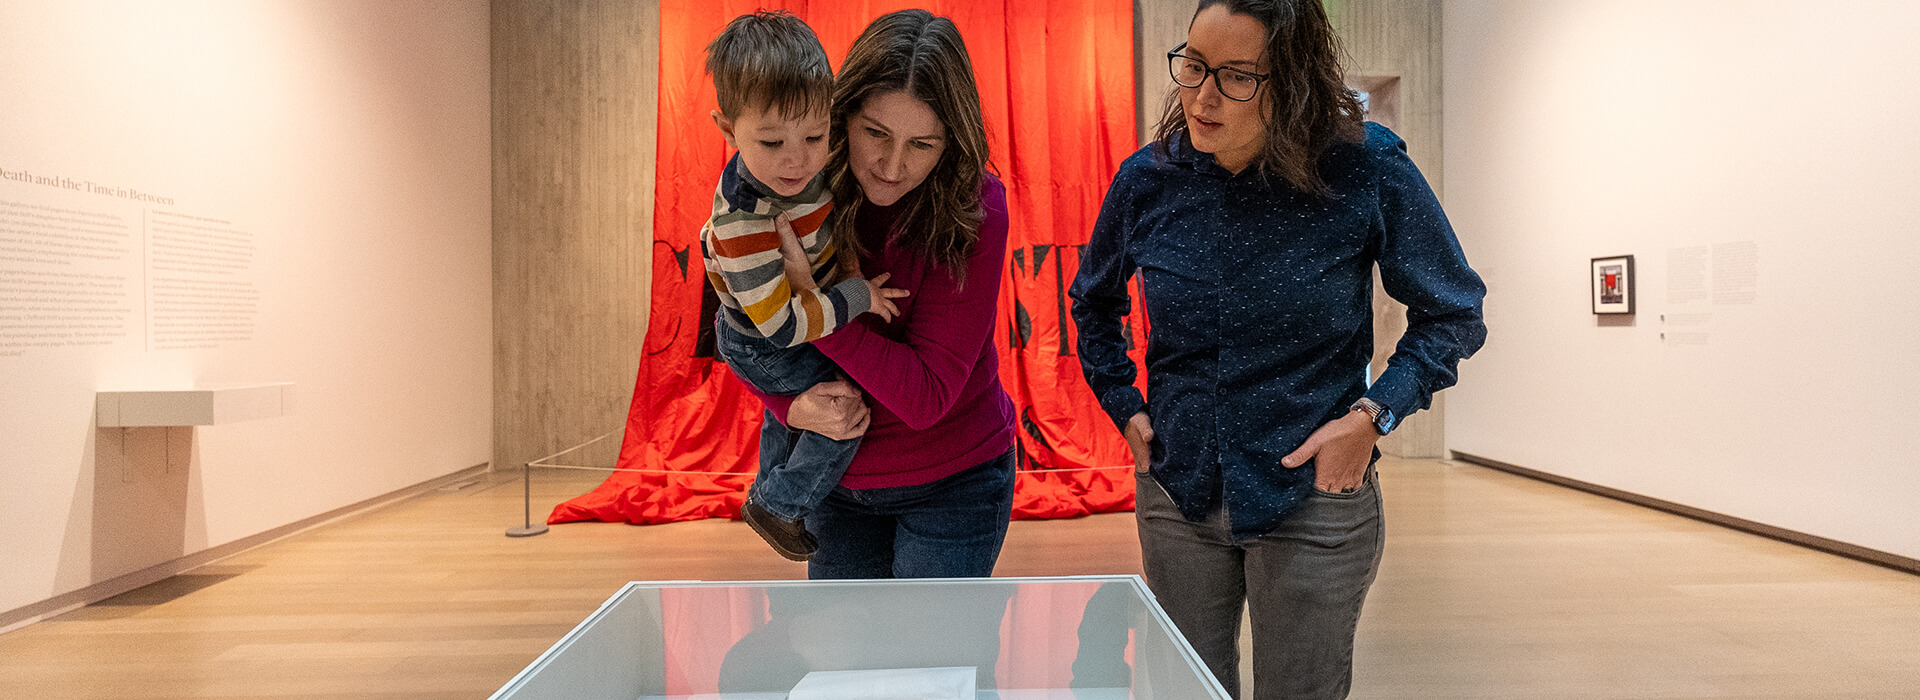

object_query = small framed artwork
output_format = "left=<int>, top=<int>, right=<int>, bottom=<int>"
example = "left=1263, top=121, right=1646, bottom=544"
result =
left=1591, top=255, right=1635, bottom=314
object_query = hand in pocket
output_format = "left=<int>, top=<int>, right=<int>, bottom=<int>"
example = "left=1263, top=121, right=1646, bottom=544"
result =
left=1123, top=411, right=1155, bottom=475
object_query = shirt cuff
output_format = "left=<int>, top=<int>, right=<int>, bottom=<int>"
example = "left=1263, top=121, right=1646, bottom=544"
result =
left=830, top=276, right=871, bottom=320
left=1098, top=385, right=1147, bottom=432
left=1364, top=369, right=1423, bottom=434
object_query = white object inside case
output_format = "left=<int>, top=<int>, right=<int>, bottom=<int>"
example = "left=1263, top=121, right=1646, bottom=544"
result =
left=787, top=666, right=976, bottom=700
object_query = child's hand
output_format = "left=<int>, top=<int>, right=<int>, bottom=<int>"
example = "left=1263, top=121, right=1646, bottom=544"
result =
left=771, top=212, right=817, bottom=292
left=864, top=272, right=911, bottom=322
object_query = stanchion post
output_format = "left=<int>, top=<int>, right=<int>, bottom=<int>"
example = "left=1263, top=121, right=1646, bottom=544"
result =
left=506, top=459, right=549, bottom=537
left=507, top=430, right=617, bottom=537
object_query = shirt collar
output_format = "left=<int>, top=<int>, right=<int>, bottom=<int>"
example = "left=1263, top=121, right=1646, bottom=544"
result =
left=720, top=155, right=825, bottom=213
left=1163, top=130, right=1237, bottom=179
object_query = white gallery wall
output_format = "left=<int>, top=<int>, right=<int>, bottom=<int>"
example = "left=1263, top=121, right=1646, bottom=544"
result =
left=0, top=1, right=491, bottom=617
left=1443, top=1, right=1920, bottom=560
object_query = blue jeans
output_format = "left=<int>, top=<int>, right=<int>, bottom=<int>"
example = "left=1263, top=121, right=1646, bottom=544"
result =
left=805, top=449, right=1017, bottom=580
left=714, top=316, right=861, bottom=523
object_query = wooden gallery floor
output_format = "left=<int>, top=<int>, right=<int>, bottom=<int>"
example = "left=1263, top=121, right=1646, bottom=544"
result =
left=2, top=457, right=1918, bottom=699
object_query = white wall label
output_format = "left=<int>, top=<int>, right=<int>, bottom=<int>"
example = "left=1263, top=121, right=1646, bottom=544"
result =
left=0, top=167, right=259, bottom=358
left=0, top=197, right=134, bottom=357
left=1712, top=241, right=1759, bottom=306
left=145, top=210, right=258, bottom=350
left=1667, top=245, right=1709, bottom=305
left=1660, top=312, right=1711, bottom=347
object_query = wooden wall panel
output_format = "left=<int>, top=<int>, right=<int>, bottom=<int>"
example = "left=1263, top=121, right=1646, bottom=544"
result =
left=491, top=0, right=659, bottom=473
left=1136, top=0, right=1195, bottom=146
left=1333, top=0, right=1444, bottom=192
left=1330, top=0, right=1447, bottom=458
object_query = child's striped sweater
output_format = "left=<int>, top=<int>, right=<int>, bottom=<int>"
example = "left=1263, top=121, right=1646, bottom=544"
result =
left=700, top=154, right=871, bottom=348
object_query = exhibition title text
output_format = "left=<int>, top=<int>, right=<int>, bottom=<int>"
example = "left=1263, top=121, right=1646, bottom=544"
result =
left=0, top=166, right=175, bottom=205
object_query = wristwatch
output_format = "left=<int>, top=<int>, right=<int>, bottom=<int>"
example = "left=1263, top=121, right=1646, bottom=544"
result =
left=1349, top=397, right=1396, bottom=436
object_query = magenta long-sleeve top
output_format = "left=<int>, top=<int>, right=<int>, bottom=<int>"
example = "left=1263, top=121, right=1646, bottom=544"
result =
left=751, top=175, right=1016, bottom=489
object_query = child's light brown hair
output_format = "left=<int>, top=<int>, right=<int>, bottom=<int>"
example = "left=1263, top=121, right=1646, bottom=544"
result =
left=706, top=10, right=833, bottom=120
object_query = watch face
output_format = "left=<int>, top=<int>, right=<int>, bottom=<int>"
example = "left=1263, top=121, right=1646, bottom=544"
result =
left=1375, top=411, right=1396, bottom=435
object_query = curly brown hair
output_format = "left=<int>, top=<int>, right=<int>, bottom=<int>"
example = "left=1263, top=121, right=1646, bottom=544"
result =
left=824, top=9, right=989, bottom=283
left=1154, top=0, right=1366, bottom=196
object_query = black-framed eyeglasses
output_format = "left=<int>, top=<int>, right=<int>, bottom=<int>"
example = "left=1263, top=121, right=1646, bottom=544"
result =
left=1167, top=43, right=1268, bottom=102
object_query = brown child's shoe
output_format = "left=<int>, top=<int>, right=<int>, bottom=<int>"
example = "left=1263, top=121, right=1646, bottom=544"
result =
left=741, top=497, right=817, bottom=562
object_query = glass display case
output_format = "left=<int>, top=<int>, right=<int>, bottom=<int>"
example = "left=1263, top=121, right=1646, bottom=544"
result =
left=490, top=575, right=1229, bottom=700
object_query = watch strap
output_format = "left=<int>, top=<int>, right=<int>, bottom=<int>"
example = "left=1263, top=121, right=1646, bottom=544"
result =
left=1350, top=397, right=1395, bottom=436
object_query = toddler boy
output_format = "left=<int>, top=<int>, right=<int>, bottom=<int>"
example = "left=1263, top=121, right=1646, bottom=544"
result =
left=700, top=10, right=905, bottom=561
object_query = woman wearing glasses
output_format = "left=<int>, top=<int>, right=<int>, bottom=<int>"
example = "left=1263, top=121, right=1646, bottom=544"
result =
left=1070, top=1, right=1485, bottom=698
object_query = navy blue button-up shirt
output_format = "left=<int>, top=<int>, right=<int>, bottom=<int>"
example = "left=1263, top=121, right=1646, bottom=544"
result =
left=1070, top=123, right=1486, bottom=539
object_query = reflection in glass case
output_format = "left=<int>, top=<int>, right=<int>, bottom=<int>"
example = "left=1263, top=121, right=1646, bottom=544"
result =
left=490, top=575, right=1229, bottom=700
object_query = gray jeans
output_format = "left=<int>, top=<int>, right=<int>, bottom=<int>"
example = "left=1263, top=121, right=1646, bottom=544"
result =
left=1134, top=468, right=1384, bottom=700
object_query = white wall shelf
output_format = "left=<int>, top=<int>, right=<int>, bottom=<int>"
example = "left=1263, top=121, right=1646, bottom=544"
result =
left=95, top=383, right=295, bottom=428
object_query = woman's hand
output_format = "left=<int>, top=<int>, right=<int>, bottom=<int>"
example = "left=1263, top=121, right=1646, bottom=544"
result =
left=785, top=378, right=871, bottom=440
left=1123, top=411, right=1155, bottom=474
left=1281, top=411, right=1380, bottom=493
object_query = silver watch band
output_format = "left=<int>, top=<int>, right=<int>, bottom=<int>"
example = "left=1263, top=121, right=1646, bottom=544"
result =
left=1350, top=397, right=1389, bottom=435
